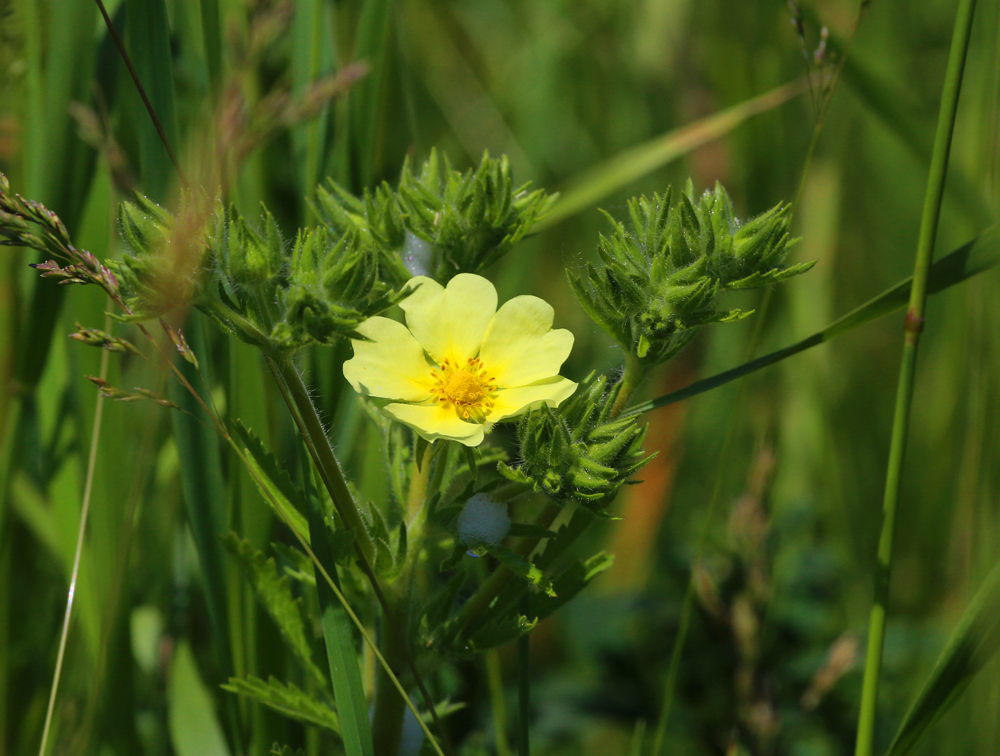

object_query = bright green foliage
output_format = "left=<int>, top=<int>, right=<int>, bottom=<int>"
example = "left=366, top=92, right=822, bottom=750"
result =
left=223, top=534, right=327, bottom=689
left=222, top=676, right=340, bottom=732
left=316, top=150, right=556, bottom=284
left=568, top=182, right=812, bottom=366
left=498, top=374, right=652, bottom=516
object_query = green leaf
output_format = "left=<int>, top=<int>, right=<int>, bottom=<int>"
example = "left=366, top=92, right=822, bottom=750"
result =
left=124, top=0, right=180, bottom=201
left=271, top=746, right=307, bottom=756
left=168, top=642, right=232, bottom=756
left=223, top=676, right=339, bottom=733
left=223, top=534, right=326, bottom=688
left=233, top=420, right=311, bottom=543
left=527, top=552, right=614, bottom=622
left=308, top=501, right=375, bottom=756
left=486, top=544, right=556, bottom=598
left=625, top=224, right=1000, bottom=416
left=467, top=613, right=538, bottom=652
left=884, top=560, right=1000, bottom=756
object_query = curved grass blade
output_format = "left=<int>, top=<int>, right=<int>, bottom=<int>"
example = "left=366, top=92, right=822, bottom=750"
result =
left=884, top=560, right=1000, bottom=756
left=624, top=223, right=1000, bottom=417
left=537, top=79, right=807, bottom=231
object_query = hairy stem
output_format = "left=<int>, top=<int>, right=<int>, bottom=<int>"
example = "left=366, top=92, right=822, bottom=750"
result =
left=854, top=0, right=977, bottom=753
left=611, top=352, right=645, bottom=419
left=272, top=356, right=377, bottom=563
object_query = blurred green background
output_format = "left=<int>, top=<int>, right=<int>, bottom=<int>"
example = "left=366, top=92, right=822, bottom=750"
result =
left=0, top=0, right=998, bottom=754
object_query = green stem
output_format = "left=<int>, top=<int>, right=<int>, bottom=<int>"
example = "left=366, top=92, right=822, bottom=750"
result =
left=517, top=592, right=531, bottom=756
left=854, top=1, right=977, bottom=754
left=611, top=352, right=645, bottom=419
left=485, top=647, right=513, bottom=756
left=371, top=592, right=410, bottom=756
left=271, top=357, right=377, bottom=564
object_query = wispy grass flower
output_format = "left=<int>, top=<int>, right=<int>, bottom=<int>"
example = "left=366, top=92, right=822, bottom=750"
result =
left=344, top=273, right=576, bottom=446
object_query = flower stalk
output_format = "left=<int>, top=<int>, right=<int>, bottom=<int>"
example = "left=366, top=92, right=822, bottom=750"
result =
left=269, top=356, right=379, bottom=566
left=854, top=1, right=978, bottom=754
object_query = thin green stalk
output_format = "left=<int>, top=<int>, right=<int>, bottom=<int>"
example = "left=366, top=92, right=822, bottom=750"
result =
left=199, top=0, right=223, bottom=101
left=485, top=649, right=512, bottom=756
left=610, top=353, right=645, bottom=418
left=517, top=592, right=531, bottom=756
left=303, top=0, right=327, bottom=209
left=37, top=319, right=110, bottom=756
left=854, top=1, right=978, bottom=754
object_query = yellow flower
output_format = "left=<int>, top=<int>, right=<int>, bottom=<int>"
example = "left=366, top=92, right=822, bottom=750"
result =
left=344, top=274, right=577, bottom=446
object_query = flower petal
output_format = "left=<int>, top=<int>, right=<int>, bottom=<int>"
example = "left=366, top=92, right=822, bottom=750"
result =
left=343, top=317, right=434, bottom=401
left=382, top=402, right=486, bottom=447
left=400, top=274, right=498, bottom=365
left=479, top=296, right=574, bottom=387
left=487, top=376, right=578, bottom=422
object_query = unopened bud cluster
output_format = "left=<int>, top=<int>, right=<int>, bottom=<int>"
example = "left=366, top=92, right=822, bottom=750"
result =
left=569, top=181, right=813, bottom=367
left=314, top=150, right=555, bottom=285
left=498, top=374, right=652, bottom=516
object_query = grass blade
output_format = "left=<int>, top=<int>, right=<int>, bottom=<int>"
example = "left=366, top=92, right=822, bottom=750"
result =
left=884, top=560, right=1000, bottom=756
left=537, top=79, right=807, bottom=231
left=200, top=0, right=223, bottom=100
left=854, top=0, right=979, bottom=753
left=123, top=0, right=183, bottom=198
left=348, top=0, right=393, bottom=188
left=168, top=642, right=233, bottom=756
left=624, top=223, right=1000, bottom=417
left=307, top=499, right=375, bottom=756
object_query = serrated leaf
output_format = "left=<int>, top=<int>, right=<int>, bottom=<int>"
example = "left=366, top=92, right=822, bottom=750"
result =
left=233, top=421, right=310, bottom=543
left=223, top=534, right=326, bottom=688
left=223, top=676, right=339, bottom=732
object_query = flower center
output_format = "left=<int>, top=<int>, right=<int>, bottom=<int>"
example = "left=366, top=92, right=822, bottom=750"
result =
left=430, top=357, right=497, bottom=421
left=445, top=370, right=486, bottom=404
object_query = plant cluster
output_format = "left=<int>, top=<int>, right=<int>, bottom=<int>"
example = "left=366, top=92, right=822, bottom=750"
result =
left=0, top=156, right=813, bottom=756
